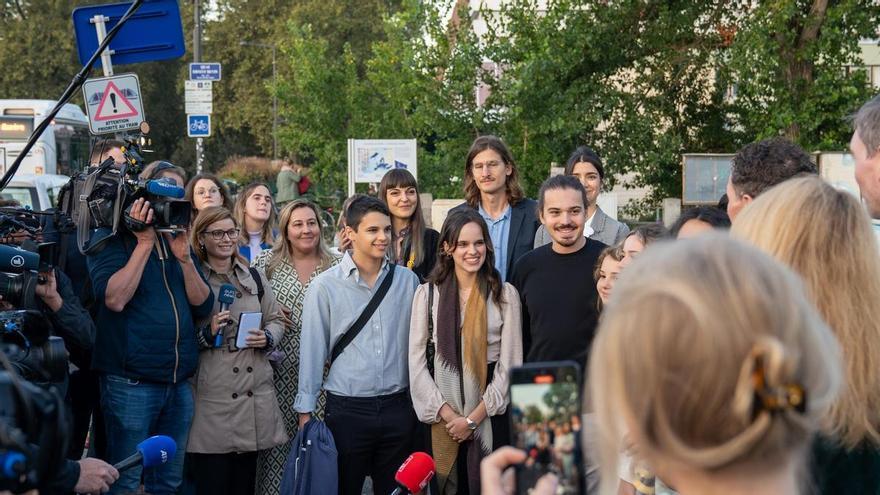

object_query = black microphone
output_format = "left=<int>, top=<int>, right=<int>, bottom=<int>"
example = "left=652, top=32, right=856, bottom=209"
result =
left=214, top=283, right=236, bottom=348
left=113, top=435, right=177, bottom=472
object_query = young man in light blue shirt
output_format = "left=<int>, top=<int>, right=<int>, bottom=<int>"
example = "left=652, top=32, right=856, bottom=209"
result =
left=295, top=195, right=420, bottom=495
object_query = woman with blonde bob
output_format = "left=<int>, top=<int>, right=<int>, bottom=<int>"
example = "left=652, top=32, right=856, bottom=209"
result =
left=587, top=235, right=841, bottom=495
left=731, top=176, right=880, bottom=493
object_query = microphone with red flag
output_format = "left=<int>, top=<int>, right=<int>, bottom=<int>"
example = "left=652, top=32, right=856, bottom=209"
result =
left=390, top=452, right=435, bottom=494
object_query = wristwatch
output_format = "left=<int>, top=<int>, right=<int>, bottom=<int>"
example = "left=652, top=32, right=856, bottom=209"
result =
left=465, top=416, right=477, bottom=431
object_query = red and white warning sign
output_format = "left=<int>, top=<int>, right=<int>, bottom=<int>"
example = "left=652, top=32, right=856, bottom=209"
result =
left=82, top=73, right=145, bottom=135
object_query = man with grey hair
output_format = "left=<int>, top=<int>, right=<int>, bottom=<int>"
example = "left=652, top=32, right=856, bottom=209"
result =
left=851, top=96, right=880, bottom=229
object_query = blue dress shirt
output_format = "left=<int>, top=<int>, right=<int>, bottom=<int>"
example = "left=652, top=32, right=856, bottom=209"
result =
left=479, top=203, right=512, bottom=281
left=294, top=252, right=420, bottom=412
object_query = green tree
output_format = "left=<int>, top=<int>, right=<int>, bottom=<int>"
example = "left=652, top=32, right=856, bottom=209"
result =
left=541, top=382, right=578, bottom=424
left=0, top=0, right=80, bottom=100
left=480, top=0, right=740, bottom=209
left=721, top=0, right=880, bottom=150
left=0, top=1, right=192, bottom=172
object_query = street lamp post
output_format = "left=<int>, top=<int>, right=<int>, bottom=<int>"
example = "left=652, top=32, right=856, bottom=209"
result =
left=240, top=41, right=277, bottom=160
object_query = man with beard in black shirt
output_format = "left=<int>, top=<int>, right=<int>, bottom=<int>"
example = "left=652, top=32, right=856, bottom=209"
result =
left=509, top=175, right=605, bottom=372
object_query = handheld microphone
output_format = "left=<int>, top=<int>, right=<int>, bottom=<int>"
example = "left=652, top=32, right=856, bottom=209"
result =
left=215, top=283, right=236, bottom=347
left=113, top=435, right=177, bottom=472
left=143, top=178, right=185, bottom=199
left=390, top=452, right=435, bottom=494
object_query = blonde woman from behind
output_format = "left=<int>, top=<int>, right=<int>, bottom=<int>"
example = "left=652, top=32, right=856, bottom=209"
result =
left=589, top=235, right=842, bottom=495
left=731, top=176, right=880, bottom=494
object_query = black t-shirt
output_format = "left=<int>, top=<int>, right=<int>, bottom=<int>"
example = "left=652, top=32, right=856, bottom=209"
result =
left=509, top=240, right=605, bottom=370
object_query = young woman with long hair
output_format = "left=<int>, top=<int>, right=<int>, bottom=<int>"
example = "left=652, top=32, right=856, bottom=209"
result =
left=185, top=206, right=286, bottom=495
left=732, top=176, right=880, bottom=493
left=252, top=199, right=339, bottom=495
left=379, top=169, right=440, bottom=281
left=409, top=208, right=523, bottom=494
left=184, top=173, right=234, bottom=222
left=594, top=245, right=624, bottom=312
left=234, top=182, right=277, bottom=262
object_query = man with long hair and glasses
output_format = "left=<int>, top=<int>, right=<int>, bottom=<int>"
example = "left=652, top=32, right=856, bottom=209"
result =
left=450, top=135, right=540, bottom=282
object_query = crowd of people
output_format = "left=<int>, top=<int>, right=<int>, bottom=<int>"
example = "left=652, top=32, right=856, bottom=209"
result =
left=20, top=94, right=880, bottom=495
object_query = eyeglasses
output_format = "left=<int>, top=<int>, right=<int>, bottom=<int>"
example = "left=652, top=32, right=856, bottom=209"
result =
left=205, top=228, right=240, bottom=240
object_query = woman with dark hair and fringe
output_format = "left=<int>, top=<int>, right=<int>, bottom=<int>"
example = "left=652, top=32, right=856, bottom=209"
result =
left=252, top=199, right=339, bottom=495
left=534, top=146, right=629, bottom=248
left=379, top=169, right=440, bottom=281
left=669, top=206, right=730, bottom=239
left=409, top=208, right=523, bottom=494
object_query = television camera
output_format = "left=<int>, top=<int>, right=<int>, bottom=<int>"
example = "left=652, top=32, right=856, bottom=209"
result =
left=63, top=121, right=190, bottom=255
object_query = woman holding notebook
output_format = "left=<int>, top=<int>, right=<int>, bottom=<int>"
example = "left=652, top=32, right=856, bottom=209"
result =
left=185, top=206, right=287, bottom=495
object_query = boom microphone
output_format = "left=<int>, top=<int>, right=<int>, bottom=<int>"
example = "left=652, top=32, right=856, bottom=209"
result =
left=390, top=452, right=435, bottom=494
left=113, top=435, right=177, bottom=472
left=215, top=283, right=236, bottom=347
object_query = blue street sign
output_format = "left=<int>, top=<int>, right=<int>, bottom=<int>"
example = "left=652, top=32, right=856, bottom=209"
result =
left=72, top=0, right=185, bottom=67
left=188, top=114, right=211, bottom=138
left=190, top=63, right=222, bottom=81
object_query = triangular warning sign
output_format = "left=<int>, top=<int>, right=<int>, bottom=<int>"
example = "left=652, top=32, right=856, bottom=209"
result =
left=94, top=81, right=139, bottom=121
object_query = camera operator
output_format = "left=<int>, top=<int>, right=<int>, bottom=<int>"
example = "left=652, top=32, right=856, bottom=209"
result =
left=52, top=138, right=128, bottom=462
left=87, top=194, right=213, bottom=495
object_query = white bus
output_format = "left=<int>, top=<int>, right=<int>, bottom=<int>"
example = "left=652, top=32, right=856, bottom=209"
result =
left=0, top=99, right=91, bottom=176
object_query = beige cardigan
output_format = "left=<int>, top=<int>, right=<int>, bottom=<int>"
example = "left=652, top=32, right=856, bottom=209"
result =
left=408, top=282, right=523, bottom=424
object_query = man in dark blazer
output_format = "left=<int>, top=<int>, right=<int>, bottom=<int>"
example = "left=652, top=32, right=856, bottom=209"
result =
left=450, top=135, right=540, bottom=281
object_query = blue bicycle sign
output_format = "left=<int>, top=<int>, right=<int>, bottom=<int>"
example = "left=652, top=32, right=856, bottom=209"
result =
left=187, top=114, right=211, bottom=137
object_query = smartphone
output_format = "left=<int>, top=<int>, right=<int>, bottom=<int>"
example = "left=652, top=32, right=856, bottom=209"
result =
left=509, top=361, right=584, bottom=495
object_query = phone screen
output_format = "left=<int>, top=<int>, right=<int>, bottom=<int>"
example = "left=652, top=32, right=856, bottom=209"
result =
left=509, top=362, right=584, bottom=495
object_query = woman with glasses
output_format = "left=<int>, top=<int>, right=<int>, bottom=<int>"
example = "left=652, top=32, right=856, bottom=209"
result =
left=186, top=206, right=287, bottom=495
left=253, top=200, right=340, bottom=495
left=185, top=173, right=234, bottom=223
left=234, top=182, right=278, bottom=263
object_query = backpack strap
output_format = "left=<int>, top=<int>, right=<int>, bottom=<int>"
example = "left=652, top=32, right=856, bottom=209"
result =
left=330, top=263, right=396, bottom=365
left=248, top=266, right=264, bottom=302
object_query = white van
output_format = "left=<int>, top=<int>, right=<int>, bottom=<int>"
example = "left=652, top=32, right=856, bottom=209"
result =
left=1, top=174, right=71, bottom=210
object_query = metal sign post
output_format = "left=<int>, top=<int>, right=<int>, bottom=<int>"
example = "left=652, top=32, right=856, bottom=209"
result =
left=90, top=15, right=114, bottom=77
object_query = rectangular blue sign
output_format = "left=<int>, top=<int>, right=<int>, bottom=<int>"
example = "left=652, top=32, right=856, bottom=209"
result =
left=188, top=114, right=211, bottom=138
left=190, top=63, right=222, bottom=81
left=72, top=0, right=185, bottom=67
